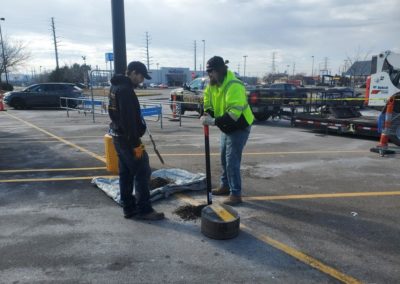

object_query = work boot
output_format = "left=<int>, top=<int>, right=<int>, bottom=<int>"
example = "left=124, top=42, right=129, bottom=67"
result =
left=212, top=185, right=230, bottom=196
left=135, top=210, right=165, bottom=221
left=123, top=207, right=138, bottom=219
left=222, top=195, right=243, bottom=206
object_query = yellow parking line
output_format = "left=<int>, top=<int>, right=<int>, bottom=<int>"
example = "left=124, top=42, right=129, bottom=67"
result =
left=0, top=140, right=62, bottom=144
left=155, top=150, right=368, bottom=157
left=244, top=191, right=400, bottom=201
left=0, top=176, right=116, bottom=183
left=0, top=167, right=107, bottom=174
left=175, top=193, right=360, bottom=283
left=241, top=224, right=361, bottom=284
left=5, top=112, right=106, bottom=163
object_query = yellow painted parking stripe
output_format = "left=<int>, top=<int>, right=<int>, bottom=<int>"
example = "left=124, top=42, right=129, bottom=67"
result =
left=5, top=112, right=106, bottom=163
left=0, top=167, right=106, bottom=174
left=244, top=191, right=400, bottom=201
left=0, top=140, right=62, bottom=144
left=209, top=204, right=235, bottom=222
left=176, top=193, right=360, bottom=283
left=0, top=176, right=116, bottom=183
left=151, top=150, right=368, bottom=157
left=241, top=224, right=361, bottom=284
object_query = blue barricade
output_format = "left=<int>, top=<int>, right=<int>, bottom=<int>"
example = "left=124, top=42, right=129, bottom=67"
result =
left=141, top=106, right=162, bottom=117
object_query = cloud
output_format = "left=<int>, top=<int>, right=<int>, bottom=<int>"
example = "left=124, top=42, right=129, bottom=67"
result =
left=2, top=0, right=399, bottom=76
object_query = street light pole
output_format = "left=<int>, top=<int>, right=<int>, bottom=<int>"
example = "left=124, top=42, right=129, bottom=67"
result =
left=243, top=55, right=247, bottom=82
left=156, top=62, right=159, bottom=84
left=311, top=55, right=314, bottom=77
left=0, top=17, right=9, bottom=84
left=82, top=55, right=87, bottom=86
left=202, top=39, right=205, bottom=76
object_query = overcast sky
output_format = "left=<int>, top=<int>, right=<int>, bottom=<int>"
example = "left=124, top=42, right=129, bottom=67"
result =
left=1, top=0, right=399, bottom=78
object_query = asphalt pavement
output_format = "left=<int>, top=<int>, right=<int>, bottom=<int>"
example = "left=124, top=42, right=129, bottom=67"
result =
left=1, top=90, right=399, bottom=283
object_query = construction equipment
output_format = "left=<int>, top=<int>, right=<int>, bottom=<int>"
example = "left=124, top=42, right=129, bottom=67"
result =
left=366, top=50, right=400, bottom=107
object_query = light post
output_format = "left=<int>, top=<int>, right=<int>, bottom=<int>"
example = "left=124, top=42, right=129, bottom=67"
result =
left=0, top=17, right=8, bottom=84
left=202, top=39, right=205, bottom=76
left=311, top=55, right=314, bottom=77
left=156, top=62, right=159, bottom=84
left=243, top=55, right=247, bottom=82
left=82, top=55, right=87, bottom=86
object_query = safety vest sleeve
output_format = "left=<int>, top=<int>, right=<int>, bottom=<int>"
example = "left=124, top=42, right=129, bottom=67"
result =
left=224, top=81, right=247, bottom=121
left=203, top=85, right=212, bottom=113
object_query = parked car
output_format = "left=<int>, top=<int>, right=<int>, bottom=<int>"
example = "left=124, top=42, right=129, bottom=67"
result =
left=169, top=77, right=209, bottom=115
left=3, top=83, right=83, bottom=109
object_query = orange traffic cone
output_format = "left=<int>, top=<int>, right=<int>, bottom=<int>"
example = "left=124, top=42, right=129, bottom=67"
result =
left=371, top=96, right=395, bottom=156
left=0, top=95, right=6, bottom=111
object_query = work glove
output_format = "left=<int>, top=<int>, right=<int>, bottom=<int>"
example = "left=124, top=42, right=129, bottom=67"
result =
left=133, top=144, right=145, bottom=159
left=200, top=115, right=215, bottom=126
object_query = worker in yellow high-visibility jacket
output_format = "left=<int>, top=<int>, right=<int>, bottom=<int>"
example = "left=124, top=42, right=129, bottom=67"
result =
left=200, top=56, right=254, bottom=205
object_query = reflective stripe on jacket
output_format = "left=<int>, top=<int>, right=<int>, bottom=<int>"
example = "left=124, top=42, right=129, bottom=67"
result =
left=203, top=70, right=254, bottom=125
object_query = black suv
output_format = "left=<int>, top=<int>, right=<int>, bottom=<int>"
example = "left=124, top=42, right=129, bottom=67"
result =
left=169, top=77, right=209, bottom=115
left=4, top=83, right=83, bottom=109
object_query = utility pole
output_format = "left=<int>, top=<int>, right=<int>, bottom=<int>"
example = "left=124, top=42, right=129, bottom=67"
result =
left=111, top=0, right=127, bottom=75
left=237, top=63, right=240, bottom=75
left=145, top=31, right=151, bottom=70
left=292, top=62, right=295, bottom=76
left=194, top=40, right=197, bottom=72
left=51, top=17, right=59, bottom=69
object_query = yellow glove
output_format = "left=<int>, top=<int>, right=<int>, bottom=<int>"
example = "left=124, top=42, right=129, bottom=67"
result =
left=133, top=144, right=145, bottom=159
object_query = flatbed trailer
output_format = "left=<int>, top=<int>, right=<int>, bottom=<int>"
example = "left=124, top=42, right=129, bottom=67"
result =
left=291, top=111, right=380, bottom=138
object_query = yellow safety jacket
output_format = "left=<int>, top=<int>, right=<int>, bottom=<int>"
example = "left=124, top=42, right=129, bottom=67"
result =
left=204, top=70, right=254, bottom=132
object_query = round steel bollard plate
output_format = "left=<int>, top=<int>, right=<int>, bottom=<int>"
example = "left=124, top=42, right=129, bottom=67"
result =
left=201, top=203, right=240, bottom=240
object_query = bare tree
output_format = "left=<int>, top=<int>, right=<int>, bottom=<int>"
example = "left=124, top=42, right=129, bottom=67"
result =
left=0, top=38, right=31, bottom=83
left=345, top=46, right=372, bottom=89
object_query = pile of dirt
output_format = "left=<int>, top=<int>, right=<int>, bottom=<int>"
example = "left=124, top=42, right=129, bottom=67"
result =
left=173, top=204, right=207, bottom=221
left=149, top=177, right=173, bottom=190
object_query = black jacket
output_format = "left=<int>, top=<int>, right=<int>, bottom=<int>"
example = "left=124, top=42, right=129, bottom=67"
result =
left=108, top=74, right=146, bottom=147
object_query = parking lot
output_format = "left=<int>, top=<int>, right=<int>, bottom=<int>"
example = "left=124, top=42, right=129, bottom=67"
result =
left=1, top=95, right=400, bottom=283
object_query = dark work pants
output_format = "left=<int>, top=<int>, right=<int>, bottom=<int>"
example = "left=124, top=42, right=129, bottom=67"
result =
left=112, top=136, right=152, bottom=215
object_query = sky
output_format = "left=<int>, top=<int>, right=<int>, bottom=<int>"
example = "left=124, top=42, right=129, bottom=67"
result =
left=1, top=0, right=399, bottom=78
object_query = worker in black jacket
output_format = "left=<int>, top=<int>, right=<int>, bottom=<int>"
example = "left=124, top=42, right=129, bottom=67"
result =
left=108, top=61, right=164, bottom=221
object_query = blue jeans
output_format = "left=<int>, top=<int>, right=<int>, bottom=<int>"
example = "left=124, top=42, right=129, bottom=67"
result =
left=112, top=136, right=152, bottom=215
left=220, top=126, right=251, bottom=196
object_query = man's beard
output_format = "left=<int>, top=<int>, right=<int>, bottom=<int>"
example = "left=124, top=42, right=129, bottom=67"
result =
left=210, top=78, right=218, bottom=86
left=209, top=74, right=223, bottom=86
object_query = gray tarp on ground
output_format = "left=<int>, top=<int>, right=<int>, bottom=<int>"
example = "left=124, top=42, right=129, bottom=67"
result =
left=92, top=168, right=206, bottom=205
